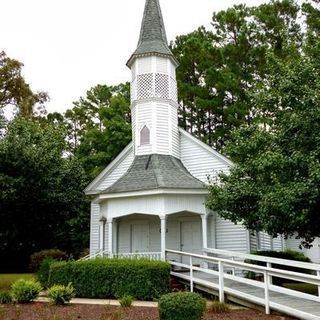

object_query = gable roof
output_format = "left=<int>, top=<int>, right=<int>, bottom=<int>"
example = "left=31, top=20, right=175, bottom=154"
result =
left=179, top=128, right=234, bottom=167
left=100, top=154, right=205, bottom=194
left=84, top=142, right=133, bottom=194
left=127, top=0, right=178, bottom=67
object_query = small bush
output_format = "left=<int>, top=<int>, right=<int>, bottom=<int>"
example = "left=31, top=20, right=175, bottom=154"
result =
left=0, top=291, right=12, bottom=304
left=29, top=249, right=68, bottom=272
left=37, top=257, right=56, bottom=288
left=11, top=279, right=42, bottom=303
left=48, top=283, right=75, bottom=305
left=49, top=258, right=170, bottom=300
left=119, top=295, right=133, bottom=308
left=159, top=292, right=206, bottom=320
left=207, top=301, right=230, bottom=313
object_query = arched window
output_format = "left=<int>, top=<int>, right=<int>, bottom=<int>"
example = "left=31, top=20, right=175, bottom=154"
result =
left=140, top=125, right=150, bottom=145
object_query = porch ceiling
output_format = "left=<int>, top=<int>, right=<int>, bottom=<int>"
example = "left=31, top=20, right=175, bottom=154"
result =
left=99, top=193, right=207, bottom=219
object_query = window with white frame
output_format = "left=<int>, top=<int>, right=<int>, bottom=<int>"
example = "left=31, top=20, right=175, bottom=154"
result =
left=140, top=125, right=150, bottom=145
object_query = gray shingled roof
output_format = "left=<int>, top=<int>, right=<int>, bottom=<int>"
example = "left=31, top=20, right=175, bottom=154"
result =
left=101, top=154, right=205, bottom=194
left=127, top=0, right=176, bottom=66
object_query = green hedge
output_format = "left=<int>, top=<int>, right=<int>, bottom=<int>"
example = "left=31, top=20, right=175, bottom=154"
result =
left=159, top=292, right=206, bottom=320
left=29, top=249, right=68, bottom=272
left=49, top=258, right=170, bottom=300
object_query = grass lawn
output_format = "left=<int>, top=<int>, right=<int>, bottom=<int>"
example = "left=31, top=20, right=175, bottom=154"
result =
left=0, top=274, right=34, bottom=292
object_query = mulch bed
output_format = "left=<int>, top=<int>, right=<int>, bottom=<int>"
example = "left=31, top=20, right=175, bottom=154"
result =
left=0, top=303, right=296, bottom=320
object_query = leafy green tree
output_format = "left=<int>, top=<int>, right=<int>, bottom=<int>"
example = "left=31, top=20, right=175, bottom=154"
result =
left=0, top=118, right=89, bottom=271
left=55, top=83, right=131, bottom=178
left=171, top=0, right=302, bottom=151
left=207, top=41, right=320, bottom=246
left=0, top=51, right=48, bottom=118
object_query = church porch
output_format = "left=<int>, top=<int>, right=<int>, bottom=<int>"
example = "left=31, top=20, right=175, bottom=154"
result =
left=98, top=210, right=210, bottom=261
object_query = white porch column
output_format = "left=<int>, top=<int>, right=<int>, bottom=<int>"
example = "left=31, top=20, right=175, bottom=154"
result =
left=201, top=214, right=208, bottom=268
left=160, top=215, right=167, bottom=261
left=201, top=214, right=208, bottom=250
left=99, top=217, right=106, bottom=253
left=113, top=219, right=118, bottom=255
left=107, top=218, right=113, bottom=257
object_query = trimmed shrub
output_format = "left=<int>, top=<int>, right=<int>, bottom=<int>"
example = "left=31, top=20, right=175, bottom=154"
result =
left=158, top=292, right=206, bottom=320
left=37, top=257, right=56, bottom=288
left=11, top=279, right=42, bottom=303
left=119, top=295, right=134, bottom=308
left=0, top=291, right=12, bottom=304
left=30, top=249, right=68, bottom=272
left=207, top=301, right=230, bottom=313
left=49, top=258, right=170, bottom=300
left=48, top=283, right=75, bottom=305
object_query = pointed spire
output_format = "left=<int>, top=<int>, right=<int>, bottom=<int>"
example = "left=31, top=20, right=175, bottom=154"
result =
left=127, top=0, right=177, bottom=67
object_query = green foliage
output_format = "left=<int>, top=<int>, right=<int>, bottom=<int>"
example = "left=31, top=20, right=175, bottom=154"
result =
left=36, top=258, right=56, bottom=288
left=283, top=282, right=317, bottom=295
left=49, top=258, right=170, bottom=301
left=158, top=292, right=206, bottom=320
left=119, top=295, right=134, bottom=308
left=53, top=83, right=132, bottom=179
left=30, top=249, right=68, bottom=271
left=47, top=283, right=75, bottom=305
left=207, top=38, right=320, bottom=244
left=11, top=279, right=42, bottom=303
left=207, top=301, right=230, bottom=313
left=171, top=0, right=304, bottom=151
left=0, top=51, right=48, bottom=118
left=0, top=291, right=12, bottom=304
left=0, top=118, right=89, bottom=271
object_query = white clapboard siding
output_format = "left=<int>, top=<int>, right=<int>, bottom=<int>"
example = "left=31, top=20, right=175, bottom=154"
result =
left=179, top=129, right=231, bottom=183
left=273, top=235, right=283, bottom=251
left=90, top=203, right=100, bottom=255
left=286, top=235, right=320, bottom=263
left=215, top=215, right=248, bottom=253
left=170, top=106, right=180, bottom=158
left=259, top=232, right=272, bottom=250
left=250, top=232, right=258, bottom=252
left=96, top=148, right=134, bottom=191
left=136, top=102, right=153, bottom=155
left=156, top=104, right=169, bottom=154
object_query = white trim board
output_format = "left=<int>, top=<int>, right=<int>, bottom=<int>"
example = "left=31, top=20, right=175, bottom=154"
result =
left=85, top=142, right=133, bottom=194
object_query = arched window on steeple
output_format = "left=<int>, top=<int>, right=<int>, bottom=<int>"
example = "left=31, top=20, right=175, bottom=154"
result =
left=140, top=125, right=150, bottom=145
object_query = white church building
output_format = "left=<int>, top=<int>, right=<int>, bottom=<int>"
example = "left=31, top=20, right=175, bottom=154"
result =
left=85, top=0, right=320, bottom=263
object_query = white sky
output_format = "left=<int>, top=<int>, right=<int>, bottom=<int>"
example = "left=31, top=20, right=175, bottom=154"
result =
left=1, top=0, right=267, bottom=114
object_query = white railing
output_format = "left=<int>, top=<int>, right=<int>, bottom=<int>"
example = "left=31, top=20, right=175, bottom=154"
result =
left=113, top=252, right=161, bottom=260
left=204, top=247, right=320, bottom=296
left=166, top=249, right=320, bottom=318
left=79, top=251, right=161, bottom=261
left=79, top=249, right=110, bottom=261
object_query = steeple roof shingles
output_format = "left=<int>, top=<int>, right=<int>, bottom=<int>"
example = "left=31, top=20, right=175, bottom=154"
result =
left=127, top=0, right=177, bottom=66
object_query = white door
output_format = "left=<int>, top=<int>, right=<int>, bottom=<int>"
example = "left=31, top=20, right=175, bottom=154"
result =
left=180, top=220, right=202, bottom=263
left=131, top=222, right=150, bottom=253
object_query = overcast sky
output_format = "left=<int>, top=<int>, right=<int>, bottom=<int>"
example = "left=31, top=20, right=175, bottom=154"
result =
left=1, top=0, right=268, bottom=114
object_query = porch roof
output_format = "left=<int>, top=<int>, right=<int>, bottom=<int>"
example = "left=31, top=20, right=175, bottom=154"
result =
left=100, top=154, right=205, bottom=194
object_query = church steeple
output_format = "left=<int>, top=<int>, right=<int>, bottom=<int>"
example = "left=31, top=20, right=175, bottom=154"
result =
left=127, top=0, right=177, bottom=67
left=128, top=0, right=180, bottom=158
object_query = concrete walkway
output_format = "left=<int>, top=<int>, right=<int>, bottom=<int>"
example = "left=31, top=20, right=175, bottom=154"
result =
left=36, top=297, right=158, bottom=307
